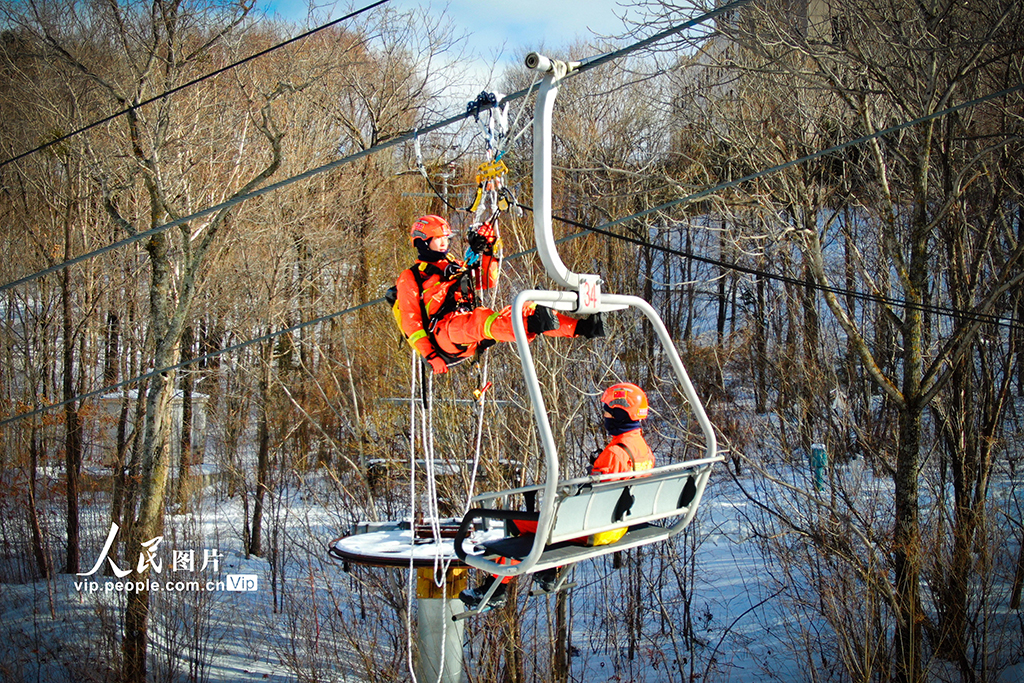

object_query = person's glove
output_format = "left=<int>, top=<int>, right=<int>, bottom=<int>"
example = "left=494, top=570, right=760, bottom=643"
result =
left=427, top=354, right=448, bottom=374
left=467, top=223, right=497, bottom=256
left=442, top=260, right=464, bottom=280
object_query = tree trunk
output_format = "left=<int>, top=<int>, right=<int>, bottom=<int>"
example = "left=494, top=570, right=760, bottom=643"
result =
left=175, top=325, right=194, bottom=511
left=62, top=243, right=82, bottom=575
left=553, top=589, right=569, bottom=683
left=800, top=253, right=820, bottom=450
left=123, top=229, right=181, bottom=683
left=113, top=389, right=147, bottom=570
left=1017, top=202, right=1023, bottom=396
left=717, top=218, right=728, bottom=344
left=499, top=581, right=524, bottom=683
left=123, top=369, right=176, bottom=683
left=28, top=424, right=51, bottom=579
left=109, top=395, right=130, bottom=561
left=104, top=312, right=120, bottom=385
left=893, top=402, right=923, bottom=683
left=755, top=267, right=767, bottom=413
left=1011, top=538, right=1024, bottom=610
left=683, top=223, right=694, bottom=341
left=892, top=136, right=932, bottom=683
left=250, top=341, right=272, bottom=557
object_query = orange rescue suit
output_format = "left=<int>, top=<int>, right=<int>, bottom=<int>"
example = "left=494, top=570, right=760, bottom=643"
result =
left=396, top=253, right=575, bottom=363
left=588, top=428, right=654, bottom=546
left=511, top=429, right=654, bottom=544
left=590, top=428, right=654, bottom=477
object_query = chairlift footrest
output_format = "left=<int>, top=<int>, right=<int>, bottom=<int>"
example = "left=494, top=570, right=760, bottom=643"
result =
left=529, top=580, right=577, bottom=597
left=453, top=602, right=501, bottom=621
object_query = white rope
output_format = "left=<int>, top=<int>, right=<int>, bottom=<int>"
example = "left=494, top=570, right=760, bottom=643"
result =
left=405, top=360, right=454, bottom=683
left=406, top=351, right=419, bottom=683
left=423, top=371, right=453, bottom=683
left=465, top=355, right=489, bottom=513
left=423, top=372, right=451, bottom=583
left=404, top=355, right=458, bottom=683
left=464, top=206, right=506, bottom=512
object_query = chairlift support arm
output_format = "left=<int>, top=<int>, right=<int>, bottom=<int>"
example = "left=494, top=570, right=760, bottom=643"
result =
left=527, top=53, right=583, bottom=292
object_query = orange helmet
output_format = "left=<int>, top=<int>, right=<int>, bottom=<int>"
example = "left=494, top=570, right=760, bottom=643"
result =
left=601, top=382, right=648, bottom=421
left=410, top=215, right=451, bottom=243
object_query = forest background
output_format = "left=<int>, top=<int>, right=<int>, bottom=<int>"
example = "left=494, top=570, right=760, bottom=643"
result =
left=1, top=0, right=1023, bottom=681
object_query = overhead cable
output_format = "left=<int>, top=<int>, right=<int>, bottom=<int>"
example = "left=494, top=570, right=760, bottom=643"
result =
left=0, top=0, right=392, bottom=169
left=0, top=298, right=383, bottom=429
left=571, top=83, right=1024, bottom=232
left=533, top=210, right=1024, bottom=334
left=0, top=0, right=755, bottom=293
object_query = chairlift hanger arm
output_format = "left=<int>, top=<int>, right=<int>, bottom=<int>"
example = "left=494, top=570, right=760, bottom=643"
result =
left=528, top=53, right=587, bottom=293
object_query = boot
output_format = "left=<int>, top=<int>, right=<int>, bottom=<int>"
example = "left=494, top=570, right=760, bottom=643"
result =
left=526, top=305, right=559, bottom=334
left=574, top=313, right=604, bottom=339
left=459, top=580, right=507, bottom=610
left=532, top=568, right=560, bottom=593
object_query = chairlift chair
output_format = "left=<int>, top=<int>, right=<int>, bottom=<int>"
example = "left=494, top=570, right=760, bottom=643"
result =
left=453, top=53, right=723, bottom=601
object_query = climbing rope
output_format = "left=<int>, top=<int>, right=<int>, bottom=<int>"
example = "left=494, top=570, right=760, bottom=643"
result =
left=406, top=351, right=420, bottom=682
left=405, top=354, right=455, bottom=683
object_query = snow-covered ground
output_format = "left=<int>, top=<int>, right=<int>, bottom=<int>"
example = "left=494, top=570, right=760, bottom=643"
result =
left=2, top=460, right=1022, bottom=682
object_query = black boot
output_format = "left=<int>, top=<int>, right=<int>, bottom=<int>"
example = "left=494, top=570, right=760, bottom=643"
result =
left=574, top=313, right=604, bottom=339
left=532, top=568, right=560, bottom=593
left=459, top=580, right=507, bottom=609
left=526, top=305, right=559, bottom=334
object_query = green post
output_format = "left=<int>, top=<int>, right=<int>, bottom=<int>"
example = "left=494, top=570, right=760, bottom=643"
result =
left=810, top=443, right=827, bottom=492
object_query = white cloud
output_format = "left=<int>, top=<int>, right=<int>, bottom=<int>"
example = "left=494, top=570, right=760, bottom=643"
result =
left=257, top=0, right=634, bottom=104
left=261, top=0, right=633, bottom=63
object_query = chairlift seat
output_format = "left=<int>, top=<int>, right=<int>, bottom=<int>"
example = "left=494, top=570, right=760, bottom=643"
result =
left=455, top=459, right=715, bottom=574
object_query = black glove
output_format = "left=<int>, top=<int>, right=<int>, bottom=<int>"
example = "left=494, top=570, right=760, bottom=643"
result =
left=442, top=260, right=465, bottom=280
left=467, top=223, right=497, bottom=256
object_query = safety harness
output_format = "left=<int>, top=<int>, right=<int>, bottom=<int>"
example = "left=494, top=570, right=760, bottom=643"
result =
left=610, top=441, right=637, bottom=470
left=387, top=259, right=491, bottom=367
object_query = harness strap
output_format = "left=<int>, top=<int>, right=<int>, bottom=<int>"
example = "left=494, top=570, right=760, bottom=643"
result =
left=612, top=441, right=636, bottom=470
left=409, top=262, right=475, bottom=364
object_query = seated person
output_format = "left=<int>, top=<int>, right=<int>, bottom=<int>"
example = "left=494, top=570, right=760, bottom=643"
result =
left=587, top=382, right=654, bottom=545
left=459, top=382, right=653, bottom=608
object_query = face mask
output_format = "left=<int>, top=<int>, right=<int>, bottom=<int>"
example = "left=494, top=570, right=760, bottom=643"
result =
left=415, top=239, right=448, bottom=262
left=604, top=416, right=641, bottom=436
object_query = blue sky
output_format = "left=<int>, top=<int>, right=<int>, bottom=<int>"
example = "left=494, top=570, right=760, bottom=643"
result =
left=259, top=0, right=637, bottom=86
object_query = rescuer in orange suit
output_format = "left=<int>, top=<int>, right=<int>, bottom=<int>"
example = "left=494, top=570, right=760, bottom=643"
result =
left=459, top=382, right=654, bottom=608
left=587, top=381, right=655, bottom=545
left=395, top=214, right=604, bottom=373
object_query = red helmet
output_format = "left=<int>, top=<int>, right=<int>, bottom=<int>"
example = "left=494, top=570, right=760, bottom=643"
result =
left=601, top=382, right=648, bottom=421
left=410, top=215, right=451, bottom=243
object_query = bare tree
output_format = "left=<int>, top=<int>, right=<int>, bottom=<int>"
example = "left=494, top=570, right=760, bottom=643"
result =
left=0, top=0, right=292, bottom=677
left=638, top=0, right=1024, bottom=681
